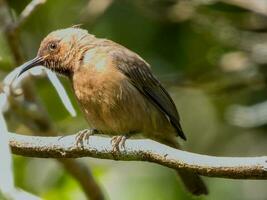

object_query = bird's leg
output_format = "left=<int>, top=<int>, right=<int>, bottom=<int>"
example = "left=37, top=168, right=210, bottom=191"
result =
left=111, top=134, right=129, bottom=152
left=75, top=128, right=98, bottom=147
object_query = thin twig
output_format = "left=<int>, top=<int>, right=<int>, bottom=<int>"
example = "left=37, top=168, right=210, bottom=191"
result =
left=9, top=0, right=47, bottom=33
left=9, top=132, right=267, bottom=179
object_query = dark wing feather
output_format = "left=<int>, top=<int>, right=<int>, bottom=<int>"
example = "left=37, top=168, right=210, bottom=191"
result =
left=112, top=50, right=186, bottom=140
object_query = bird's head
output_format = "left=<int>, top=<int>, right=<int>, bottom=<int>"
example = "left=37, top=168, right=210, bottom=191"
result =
left=18, top=27, right=94, bottom=77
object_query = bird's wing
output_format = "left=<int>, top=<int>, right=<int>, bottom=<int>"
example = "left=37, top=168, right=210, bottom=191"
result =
left=111, top=49, right=186, bottom=140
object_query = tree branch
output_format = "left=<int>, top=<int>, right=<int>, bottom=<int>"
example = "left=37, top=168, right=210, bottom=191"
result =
left=9, top=132, right=267, bottom=179
left=58, top=159, right=105, bottom=200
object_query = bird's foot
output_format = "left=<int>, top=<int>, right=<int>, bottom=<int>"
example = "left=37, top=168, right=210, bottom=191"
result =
left=111, top=135, right=128, bottom=152
left=75, top=129, right=98, bottom=148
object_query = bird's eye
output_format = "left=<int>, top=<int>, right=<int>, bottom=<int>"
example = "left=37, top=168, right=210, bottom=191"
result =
left=48, top=42, right=58, bottom=51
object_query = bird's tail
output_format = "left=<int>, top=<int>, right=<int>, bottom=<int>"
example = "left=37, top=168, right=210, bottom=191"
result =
left=156, top=137, right=208, bottom=196
left=177, top=168, right=208, bottom=195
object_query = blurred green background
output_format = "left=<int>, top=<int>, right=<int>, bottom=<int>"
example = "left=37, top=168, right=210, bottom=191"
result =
left=1, top=0, right=267, bottom=199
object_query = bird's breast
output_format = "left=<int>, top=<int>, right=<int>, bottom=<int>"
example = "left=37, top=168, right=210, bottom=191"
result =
left=71, top=63, right=145, bottom=134
left=71, top=48, right=175, bottom=136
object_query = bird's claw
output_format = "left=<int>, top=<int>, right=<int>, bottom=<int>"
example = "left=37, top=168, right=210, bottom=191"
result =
left=75, top=129, right=97, bottom=148
left=111, top=135, right=128, bottom=152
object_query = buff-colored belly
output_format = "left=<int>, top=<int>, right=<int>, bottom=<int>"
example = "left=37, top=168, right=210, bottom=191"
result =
left=72, top=66, right=175, bottom=137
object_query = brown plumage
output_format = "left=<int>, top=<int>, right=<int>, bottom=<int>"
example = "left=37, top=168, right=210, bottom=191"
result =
left=18, top=27, right=208, bottom=195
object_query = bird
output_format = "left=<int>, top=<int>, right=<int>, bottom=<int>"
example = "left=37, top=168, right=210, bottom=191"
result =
left=18, top=27, right=208, bottom=196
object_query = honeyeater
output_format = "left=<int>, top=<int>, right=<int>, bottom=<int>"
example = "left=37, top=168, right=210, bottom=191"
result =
left=18, top=27, right=208, bottom=195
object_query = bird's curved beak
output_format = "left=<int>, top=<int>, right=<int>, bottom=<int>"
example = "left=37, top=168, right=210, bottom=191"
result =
left=17, top=56, right=45, bottom=77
